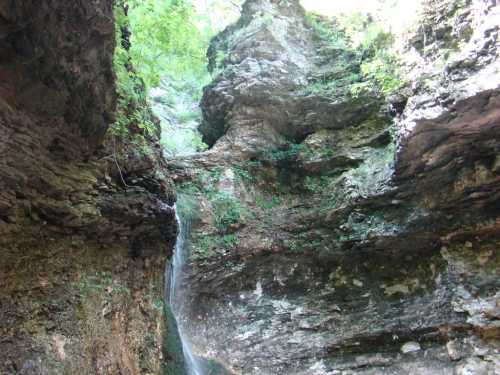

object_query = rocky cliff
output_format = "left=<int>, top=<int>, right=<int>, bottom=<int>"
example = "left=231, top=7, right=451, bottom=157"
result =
left=1, top=0, right=498, bottom=374
left=0, top=1, right=177, bottom=374
left=171, top=0, right=500, bottom=374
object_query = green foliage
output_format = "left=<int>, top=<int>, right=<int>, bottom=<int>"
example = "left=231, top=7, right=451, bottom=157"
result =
left=286, top=239, right=301, bottom=252
left=262, top=14, right=275, bottom=26
left=306, top=13, right=349, bottom=50
left=122, top=0, right=210, bottom=87
left=145, top=332, right=156, bottom=347
left=306, top=11, right=405, bottom=98
left=359, top=50, right=402, bottom=96
left=233, top=165, right=253, bottom=183
left=180, top=167, right=245, bottom=233
left=267, top=142, right=305, bottom=164
left=305, top=14, right=362, bottom=97
left=212, top=192, right=243, bottom=233
left=306, top=71, right=362, bottom=97
left=233, top=160, right=262, bottom=183
left=208, top=166, right=224, bottom=182
left=304, top=176, right=331, bottom=194
left=255, top=195, right=282, bottom=210
left=152, top=77, right=209, bottom=156
left=178, top=167, right=221, bottom=198
left=222, top=234, right=239, bottom=248
left=111, top=4, right=158, bottom=147
left=360, top=23, right=394, bottom=55
left=196, top=235, right=218, bottom=259
left=177, top=182, right=202, bottom=196
left=112, top=0, right=219, bottom=152
left=174, top=191, right=240, bottom=263
left=285, top=232, right=334, bottom=254
left=349, top=15, right=402, bottom=96
left=193, top=232, right=239, bottom=261
left=161, top=133, right=207, bottom=155
left=213, top=50, right=227, bottom=73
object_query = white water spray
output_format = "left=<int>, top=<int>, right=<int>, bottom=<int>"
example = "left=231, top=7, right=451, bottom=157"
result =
left=166, top=199, right=205, bottom=375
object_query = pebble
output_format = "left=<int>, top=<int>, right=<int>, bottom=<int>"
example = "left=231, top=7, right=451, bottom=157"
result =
left=401, top=341, right=421, bottom=354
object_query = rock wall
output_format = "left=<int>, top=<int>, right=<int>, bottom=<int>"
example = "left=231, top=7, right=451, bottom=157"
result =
left=200, top=0, right=380, bottom=157
left=172, top=0, right=500, bottom=374
left=0, top=1, right=177, bottom=374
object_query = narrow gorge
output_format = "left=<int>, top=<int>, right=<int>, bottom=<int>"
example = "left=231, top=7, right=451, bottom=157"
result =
left=1, top=0, right=499, bottom=374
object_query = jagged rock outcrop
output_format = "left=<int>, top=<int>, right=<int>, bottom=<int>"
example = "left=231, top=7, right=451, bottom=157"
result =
left=200, top=0, right=381, bottom=157
left=396, top=0, right=500, bottom=210
left=172, top=0, right=500, bottom=374
left=0, top=1, right=177, bottom=374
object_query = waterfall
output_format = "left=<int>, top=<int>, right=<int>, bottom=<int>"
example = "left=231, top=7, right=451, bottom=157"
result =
left=165, top=196, right=205, bottom=375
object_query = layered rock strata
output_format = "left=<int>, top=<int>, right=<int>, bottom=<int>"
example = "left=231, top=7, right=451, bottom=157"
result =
left=0, top=1, right=177, bottom=373
left=171, top=0, right=500, bottom=373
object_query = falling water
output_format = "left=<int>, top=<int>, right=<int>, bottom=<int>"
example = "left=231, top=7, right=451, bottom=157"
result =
left=165, top=196, right=204, bottom=375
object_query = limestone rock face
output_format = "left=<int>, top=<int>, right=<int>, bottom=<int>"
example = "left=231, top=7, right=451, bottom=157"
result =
left=200, top=0, right=380, bottom=158
left=0, top=1, right=177, bottom=374
left=173, top=0, right=500, bottom=374
left=396, top=0, right=500, bottom=210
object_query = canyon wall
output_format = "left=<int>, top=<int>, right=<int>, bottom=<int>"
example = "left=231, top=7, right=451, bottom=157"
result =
left=0, top=1, right=177, bottom=374
left=0, top=0, right=498, bottom=374
left=173, top=0, right=500, bottom=373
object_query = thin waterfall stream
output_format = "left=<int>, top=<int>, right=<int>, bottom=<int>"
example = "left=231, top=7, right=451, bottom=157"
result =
left=154, top=76, right=212, bottom=375
left=165, top=195, right=205, bottom=375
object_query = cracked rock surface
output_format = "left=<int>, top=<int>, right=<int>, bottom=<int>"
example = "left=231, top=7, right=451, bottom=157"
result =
left=0, top=1, right=177, bottom=374
left=170, top=0, right=500, bottom=373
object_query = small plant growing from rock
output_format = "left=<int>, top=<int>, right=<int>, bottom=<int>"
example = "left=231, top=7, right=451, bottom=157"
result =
left=212, top=192, right=243, bottom=233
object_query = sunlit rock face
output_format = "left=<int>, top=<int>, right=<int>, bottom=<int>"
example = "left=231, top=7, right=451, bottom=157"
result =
left=173, top=0, right=500, bottom=374
left=0, top=1, right=177, bottom=373
left=396, top=0, right=500, bottom=210
left=200, top=0, right=381, bottom=158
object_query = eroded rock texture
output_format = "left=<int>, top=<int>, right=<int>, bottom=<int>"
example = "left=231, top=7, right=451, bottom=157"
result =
left=0, top=1, right=176, bottom=374
left=200, top=0, right=380, bottom=157
left=171, top=0, right=500, bottom=374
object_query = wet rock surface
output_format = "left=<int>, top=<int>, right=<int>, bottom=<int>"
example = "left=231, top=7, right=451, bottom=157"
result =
left=0, top=1, right=177, bottom=374
left=172, top=0, right=500, bottom=374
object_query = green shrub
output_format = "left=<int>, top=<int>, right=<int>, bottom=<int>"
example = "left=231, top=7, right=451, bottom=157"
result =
left=233, top=160, right=262, bottom=183
left=306, top=11, right=405, bottom=98
left=233, top=164, right=254, bottom=183
left=304, top=176, right=331, bottom=194
left=212, top=192, right=243, bottom=233
left=267, top=142, right=305, bottom=163
left=360, top=50, right=402, bottom=96
left=306, top=13, right=349, bottom=50
left=222, top=234, right=239, bottom=248
left=193, top=233, right=239, bottom=261
left=111, top=4, right=157, bottom=143
left=196, top=235, right=218, bottom=259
